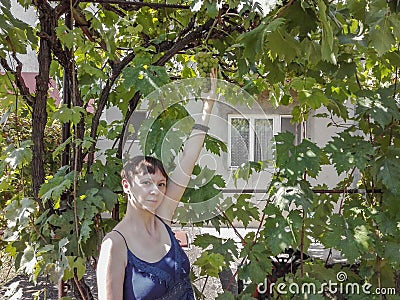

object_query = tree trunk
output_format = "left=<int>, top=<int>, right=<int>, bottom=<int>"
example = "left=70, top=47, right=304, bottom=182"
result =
left=32, top=0, right=55, bottom=211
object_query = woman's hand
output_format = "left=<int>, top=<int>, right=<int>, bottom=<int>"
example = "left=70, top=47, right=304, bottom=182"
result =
left=200, top=68, right=218, bottom=113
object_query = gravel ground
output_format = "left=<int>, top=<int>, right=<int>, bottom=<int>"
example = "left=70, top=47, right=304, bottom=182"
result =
left=0, top=262, right=98, bottom=300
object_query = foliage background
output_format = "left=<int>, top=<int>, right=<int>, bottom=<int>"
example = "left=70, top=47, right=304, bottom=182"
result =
left=1, top=0, right=400, bottom=299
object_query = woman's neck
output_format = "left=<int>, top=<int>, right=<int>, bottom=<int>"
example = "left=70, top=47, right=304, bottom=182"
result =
left=123, top=205, right=160, bottom=235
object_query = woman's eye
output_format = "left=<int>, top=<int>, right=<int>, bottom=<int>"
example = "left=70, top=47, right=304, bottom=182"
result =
left=142, top=181, right=151, bottom=185
left=159, top=183, right=166, bottom=187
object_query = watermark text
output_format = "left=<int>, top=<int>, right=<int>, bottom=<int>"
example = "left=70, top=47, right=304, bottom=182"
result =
left=257, top=271, right=397, bottom=296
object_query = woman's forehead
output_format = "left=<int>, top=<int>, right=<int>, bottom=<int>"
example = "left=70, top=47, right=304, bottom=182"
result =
left=134, top=170, right=166, bottom=180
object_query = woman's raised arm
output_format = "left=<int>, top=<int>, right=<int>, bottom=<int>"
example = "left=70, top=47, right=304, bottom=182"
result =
left=157, top=68, right=218, bottom=221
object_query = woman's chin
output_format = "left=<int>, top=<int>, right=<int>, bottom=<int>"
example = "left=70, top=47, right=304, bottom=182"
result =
left=142, top=202, right=159, bottom=213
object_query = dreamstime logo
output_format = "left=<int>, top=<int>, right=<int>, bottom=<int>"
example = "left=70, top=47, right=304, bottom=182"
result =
left=336, top=271, right=347, bottom=282
left=257, top=271, right=396, bottom=296
left=122, top=76, right=273, bottom=223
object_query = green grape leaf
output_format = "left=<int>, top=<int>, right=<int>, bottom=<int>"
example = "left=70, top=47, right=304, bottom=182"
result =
left=97, top=187, right=119, bottom=211
left=81, top=229, right=100, bottom=258
left=79, top=219, right=93, bottom=244
left=241, top=242, right=272, bottom=283
left=38, top=166, right=74, bottom=201
left=89, top=160, right=107, bottom=184
left=4, top=140, right=33, bottom=169
left=297, top=88, right=329, bottom=110
left=238, top=18, right=285, bottom=60
left=90, top=156, right=122, bottom=191
left=388, top=14, right=400, bottom=40
left=51, top=104, right=86, bottom=125
left=267, top=28, right=301, bottom=63
left=284, top=1, right=318, bottom=37
left=63, top=256, right=86, bottom=280
left=5, top=27, right=29, bottom=54
left=263, top=215, right=295, bottom=255
left=182, top=166, right=225, bottom=204
left=383, top=50, right=400, bottom=67
left=321, top=215, right=370, bottom=263
left=19, top=244, right=37, bottom=275
left=194, top=251, right=225, bottom=278
left=325, top=91, right=350, bottom=120
left=325, top=131, right=374, bottom=174
left=123, top=65, right=170, bottom=97
left=240, top=261, right=267, bottom=284
left=368, top=24, right=395, bottom=56
left=348, top=0, right=366, bottom=21
left=138, top=103, right=190, bottom=167
left=301, top=262, right=339, bottom=282
left=271, top=181, right=314, bottom=213
left=176, top=166, right=226, bottom=222
left=317, top=0, right=337, bottom=64
left=204, top=134, right=227, bottom=155
left=383, top=241, right=400, bottom=269
left=262, top=56, right=285, bottom=84
left=193, top=233, right=238, bottom=262
left=0, top=0, right=11, bottom=10
left=53, top=136, right=73, bottom=159
left=290, top=77, right=317, bottom=90
left=78, top=188, right=103, bottom=220
left=355, top=88, right=400, bottom=128
left=372, top=146, right=400, bottom=194
left=225, top=194, right=260, bottom=229
left=233, top=161, right=264, bottom=186
left=55, top=25, right=75, bottom=49
left=205, top=0, right=218, bottom=18
left=104, top=158, right=123, bottom=191
left=374, top=211, right=398, bottom=236
left=4, top=197, right=36, bottom=227
left=80, top=62, right=108, bottom=81
left=275, top=132, right=326, bottom=182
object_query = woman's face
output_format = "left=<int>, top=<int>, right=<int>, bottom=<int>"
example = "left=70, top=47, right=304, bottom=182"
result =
left=124, top=169, right=167, bottom=212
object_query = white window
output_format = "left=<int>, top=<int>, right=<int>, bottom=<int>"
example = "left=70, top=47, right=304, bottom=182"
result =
left=228, top=114, right=303, bottom=167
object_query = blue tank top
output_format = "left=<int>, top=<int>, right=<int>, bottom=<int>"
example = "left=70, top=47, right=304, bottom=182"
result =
left=113, top=219, right=194, bottom=300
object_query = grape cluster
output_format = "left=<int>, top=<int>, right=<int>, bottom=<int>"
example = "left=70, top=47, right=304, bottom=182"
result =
left=195, top=52, right=218, bottom=77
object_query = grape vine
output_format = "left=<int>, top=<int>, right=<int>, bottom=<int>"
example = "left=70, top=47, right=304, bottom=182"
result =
left=195, top=51, right=219, bottom=77
left=1, top=0, right=400, bottom=299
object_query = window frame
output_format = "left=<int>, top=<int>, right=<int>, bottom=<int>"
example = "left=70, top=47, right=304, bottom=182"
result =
left=228, top=114, right=281, bottom=168
left=228, top=114, right=304, bottom=168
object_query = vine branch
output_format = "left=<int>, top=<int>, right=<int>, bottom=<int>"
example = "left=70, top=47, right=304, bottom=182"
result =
left=86, top=51, right=136, bottom=167
left=0, top=55, right=35, bottom=106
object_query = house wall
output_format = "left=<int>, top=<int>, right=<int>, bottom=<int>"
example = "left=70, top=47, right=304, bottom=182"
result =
left=10, top=1, right=38, bottom=72
left=204, top=93, right=346, bottom=189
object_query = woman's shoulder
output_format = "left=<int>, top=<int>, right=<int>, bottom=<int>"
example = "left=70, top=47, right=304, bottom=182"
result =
left=101, top=229, right=129, bottom=256
left=97, top=229, right=129, bottom=277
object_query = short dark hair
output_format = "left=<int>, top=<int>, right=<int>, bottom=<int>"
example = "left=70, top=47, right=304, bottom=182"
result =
left=121, top=156, right=168, bottom=183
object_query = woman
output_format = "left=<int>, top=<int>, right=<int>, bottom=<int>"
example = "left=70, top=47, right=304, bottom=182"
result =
left=96, top=69, right=217, bottom=299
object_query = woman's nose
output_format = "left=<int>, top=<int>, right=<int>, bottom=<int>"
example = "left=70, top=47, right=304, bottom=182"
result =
left=149, top=183, right=160, bottom=194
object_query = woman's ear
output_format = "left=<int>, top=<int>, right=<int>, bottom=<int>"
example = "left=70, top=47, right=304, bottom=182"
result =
left=122, top=178, right=130, bottom=194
